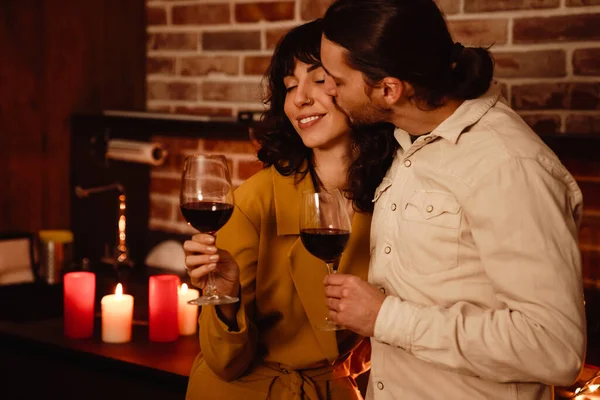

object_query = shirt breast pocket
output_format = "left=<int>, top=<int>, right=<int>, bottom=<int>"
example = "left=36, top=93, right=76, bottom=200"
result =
left=400, top=190, right=461, bottom=274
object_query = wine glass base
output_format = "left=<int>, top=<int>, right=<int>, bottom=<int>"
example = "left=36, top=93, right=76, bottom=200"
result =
left=316, top=319, right=345, bottom=331
left=188, top=295, right=239, bottom=306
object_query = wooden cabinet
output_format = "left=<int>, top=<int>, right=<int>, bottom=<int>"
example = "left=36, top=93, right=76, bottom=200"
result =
left=0, top=0, right=145, bottom=232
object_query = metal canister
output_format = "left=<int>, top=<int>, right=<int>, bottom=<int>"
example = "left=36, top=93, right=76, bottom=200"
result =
left=38, top=230, right=73, bottom=284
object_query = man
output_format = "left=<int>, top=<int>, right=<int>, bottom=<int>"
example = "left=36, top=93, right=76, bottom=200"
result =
left=320, top=0, right=586, bottom=399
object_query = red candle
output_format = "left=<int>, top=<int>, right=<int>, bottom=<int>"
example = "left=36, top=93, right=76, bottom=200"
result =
left=63, top=271, right=96, bottom=338
left=149, top=274, right=180, bottom=342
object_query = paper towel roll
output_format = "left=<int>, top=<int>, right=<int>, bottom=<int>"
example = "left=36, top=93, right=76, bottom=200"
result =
left=106, top=139, right=167, bottom=166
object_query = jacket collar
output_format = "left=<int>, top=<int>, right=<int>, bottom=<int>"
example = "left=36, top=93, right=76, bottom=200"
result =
left=272, top=168, right=313, bottom=236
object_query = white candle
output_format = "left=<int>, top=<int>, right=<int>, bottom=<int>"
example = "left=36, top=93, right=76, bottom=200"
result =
left=101, top=283, right=134, bottom=343
left=178, top=283, right=199, bottom=336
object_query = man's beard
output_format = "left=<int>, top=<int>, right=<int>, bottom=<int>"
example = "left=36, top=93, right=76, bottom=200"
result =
left=341, top=99, right=392, bottom=130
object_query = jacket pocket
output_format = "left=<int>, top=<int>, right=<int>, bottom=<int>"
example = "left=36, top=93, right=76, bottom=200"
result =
left=399, top=190, right=461, bottom=274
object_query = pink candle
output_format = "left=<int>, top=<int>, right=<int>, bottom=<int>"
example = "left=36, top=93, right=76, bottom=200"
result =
left=149, top=274, right=180, bottom=342
left=63, top=271, right=96, bottom=338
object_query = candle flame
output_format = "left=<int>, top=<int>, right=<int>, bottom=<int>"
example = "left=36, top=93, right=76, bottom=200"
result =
left=590, top=384, right=599, bottom=392
left=181, top=283, right=188, bottom=294
left=115, top=283, right=123, bottom=297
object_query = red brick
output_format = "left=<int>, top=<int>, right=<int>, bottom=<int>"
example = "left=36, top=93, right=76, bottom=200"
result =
left=579, top=179, right=600, bottom=209
left=147, top=6, right=167, bottom=26
left=567, top=0, right=600, bottom=5
left=147, top=104, right=172, bottom=113
left=201, top=139, right=256, bottom=154
left=520, top=114, right=561, bottom=135
left=244, top=55, right=271, bottom=76
left=149, top=197, right=173, bottom=221
left=147, top=81, right=198, bottom=101
left=147, top=57, right=176, bottom=75
left=147, top=33, right=198, bottom=51
left=266, top=27, right=291, bottom=50
left=202, top=31, right=261, bottom=51
left=172, top=4, right=230, bottom=25
left=580, top=215, right=600, bottom=248
left=150, top=177, right=181, bottom=196
left=173, top=106, right=234, bottom=117
left=301, top=0, right=333, bottom=20
left=448, top=19, right=508, bottom=46
left=582, top=248, right=600, bottom=280
left=566, top=115, right=600, bottom=134
left=180, top=56, right=239, bottom=77
left=237, top=159, right=264, bottom=180
left=465, top=0, right=559, bottom=12
left=514, top=14, right=600, bottom=44
left=202, top=81, right=263, bottom=103
left=573, top=48, right=600, bottom=76
left=571, top=83, right=600, bottom=110
left=236, top=2, right=295, bottom=23
left=435, top=0, right=460, bottom=14
left=493, top=50, right=566, bottom=78
left=511, top=83, right=568, bottom=110
left=561, top=158, right=600, bottom=178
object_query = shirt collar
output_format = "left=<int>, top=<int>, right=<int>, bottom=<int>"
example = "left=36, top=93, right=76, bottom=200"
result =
left=394, top=80, right=502, bottom=147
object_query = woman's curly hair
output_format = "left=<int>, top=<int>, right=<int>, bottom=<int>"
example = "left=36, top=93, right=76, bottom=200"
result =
left=257, top=19, right=398, bottom=212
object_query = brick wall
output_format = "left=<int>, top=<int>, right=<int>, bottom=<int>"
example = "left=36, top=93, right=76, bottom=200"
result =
left=146, top=0, right=600, bottom=283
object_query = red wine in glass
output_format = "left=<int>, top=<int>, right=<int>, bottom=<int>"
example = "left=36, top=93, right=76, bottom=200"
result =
left=180, top=201, right=234, bottom=234
left=180, top=155, right=238, bottom=306
left=300, top=189, right=352, bottom=331
left=299, top=228, right=350, bottom=267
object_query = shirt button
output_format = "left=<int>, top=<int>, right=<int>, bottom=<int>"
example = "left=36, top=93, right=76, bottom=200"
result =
left=384, top=246, right=391, bottom=254
left=380, top=287, right=386, bottom=294
left=377, top=381, right=384, bottom=390
left=404, top=159, right=412, bottom=167
left=424, top=136, right=432, bottom=142
left=391, top=203, right=397, bottom=211
left=426, top=205, right=434, bottom=213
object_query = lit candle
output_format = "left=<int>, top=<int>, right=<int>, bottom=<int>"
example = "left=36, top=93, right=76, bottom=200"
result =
left=149, top=274, right=180, bottom=342
left=63, top=271, right=96, bottom=338
left=101, top=283, right=134, bottom=343
left=178, top=283, right=199, bottom=336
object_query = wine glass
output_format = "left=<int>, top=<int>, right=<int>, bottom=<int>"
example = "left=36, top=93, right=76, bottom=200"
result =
left=300, top=189, right=351, bottom=331
left=180, top=154, right=238, bottom=306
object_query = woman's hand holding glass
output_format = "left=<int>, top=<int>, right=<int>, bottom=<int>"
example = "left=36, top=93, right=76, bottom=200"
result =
left=184, top=233, right=241, bottom=300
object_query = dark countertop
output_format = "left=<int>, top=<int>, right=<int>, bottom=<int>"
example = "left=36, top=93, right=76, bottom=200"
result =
left=0, top=317, right=199, bottom=379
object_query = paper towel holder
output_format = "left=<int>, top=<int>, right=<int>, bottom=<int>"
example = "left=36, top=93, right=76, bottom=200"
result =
left=88, top=131, right=168, bottom=167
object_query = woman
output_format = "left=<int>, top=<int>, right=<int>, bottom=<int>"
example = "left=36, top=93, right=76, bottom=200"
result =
left=184, top=19, right=397, bottom=400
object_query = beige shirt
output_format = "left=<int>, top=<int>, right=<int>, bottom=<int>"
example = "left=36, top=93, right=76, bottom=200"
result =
left=367, top=83, right=586, bottom=400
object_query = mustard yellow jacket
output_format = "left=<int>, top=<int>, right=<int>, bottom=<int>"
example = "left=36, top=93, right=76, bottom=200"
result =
left=186, top=166, right=372, bottom=400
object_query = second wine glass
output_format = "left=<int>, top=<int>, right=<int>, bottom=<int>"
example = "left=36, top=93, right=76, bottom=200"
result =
left=180, top=154, right=238, bottom=306
left=300, top=189, right=351, bottom=331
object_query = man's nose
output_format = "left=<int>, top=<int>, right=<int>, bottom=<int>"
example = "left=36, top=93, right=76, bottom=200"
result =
left=324, top=75, right=337, bottom=96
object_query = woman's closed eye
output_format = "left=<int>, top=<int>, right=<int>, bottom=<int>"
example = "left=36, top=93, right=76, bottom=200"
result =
left=285, top=85, right=297, bottom=93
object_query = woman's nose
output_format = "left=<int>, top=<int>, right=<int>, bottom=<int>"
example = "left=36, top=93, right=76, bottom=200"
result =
left=293, top=88, right=314, bottom=107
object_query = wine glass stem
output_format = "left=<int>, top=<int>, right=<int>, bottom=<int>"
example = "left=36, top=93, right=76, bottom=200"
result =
left=204, top=272, right=219, bottom=297
left=326, top=262, right=337, bottom=275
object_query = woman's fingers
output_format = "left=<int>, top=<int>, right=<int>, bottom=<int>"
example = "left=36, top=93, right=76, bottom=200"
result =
left=183, top=239, right=218, bottom=255
left=188, top=263, right=216, bottom=283
left=185, top=254, right=219, bottom=269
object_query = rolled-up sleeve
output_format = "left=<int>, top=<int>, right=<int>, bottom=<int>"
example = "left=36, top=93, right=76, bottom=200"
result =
left=199, top=204, right=260, bottom=381
left=374, top=157, right=586, bottom=386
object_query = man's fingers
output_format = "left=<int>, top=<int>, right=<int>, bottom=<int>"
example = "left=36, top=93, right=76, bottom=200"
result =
left=323, top=272, right=355, bottom=286
left=324, top=285, right=343, bottom=299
